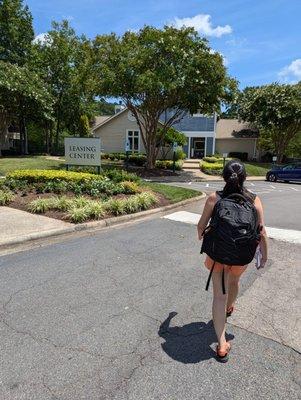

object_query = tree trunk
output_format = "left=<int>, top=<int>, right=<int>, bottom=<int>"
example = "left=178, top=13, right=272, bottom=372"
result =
left=24, top=118, right=28, bottom=155
left=0, top=110, right=10, bottom=155
left=44, top=122, right=50, bottom=154
left=145, top=139, right=158, bottom=169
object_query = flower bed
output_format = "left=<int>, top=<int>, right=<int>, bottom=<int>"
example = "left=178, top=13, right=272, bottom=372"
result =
left=1, top=169, right=200, bottom=223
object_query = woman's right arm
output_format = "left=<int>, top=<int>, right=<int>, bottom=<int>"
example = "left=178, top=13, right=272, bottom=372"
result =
left=254, top=196, right=268, bottom=267
left=197, top=193, right=216, bottom=240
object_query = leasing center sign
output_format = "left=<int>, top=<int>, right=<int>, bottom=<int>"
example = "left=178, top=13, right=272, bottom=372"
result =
left=65, top=138, right=101, bottom=166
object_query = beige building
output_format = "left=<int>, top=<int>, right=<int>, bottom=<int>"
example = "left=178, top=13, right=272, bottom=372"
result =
left=215, top=119, right=259, bottom=160
left=92, top=108, right=148, bottom=154
left=92, top=109, right=260, bottom=161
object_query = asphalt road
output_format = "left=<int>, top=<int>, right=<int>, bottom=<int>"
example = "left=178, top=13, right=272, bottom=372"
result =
left=169, top=181, right=301, bottom=231
left=0, top=213, right=300, bottom=400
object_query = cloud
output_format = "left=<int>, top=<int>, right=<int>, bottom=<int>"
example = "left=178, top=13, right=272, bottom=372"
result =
left=278, top=59, right=301, bottom=83
left=170, top=14, right=232, bottom=38
left=33, top=33, right=50, bottom=45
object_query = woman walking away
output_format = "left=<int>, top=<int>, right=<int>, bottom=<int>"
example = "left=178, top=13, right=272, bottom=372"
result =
left=197, top=160, right=268, bottom=362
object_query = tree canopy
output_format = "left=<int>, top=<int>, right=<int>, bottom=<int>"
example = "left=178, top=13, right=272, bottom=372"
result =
left=0, top=0, right=34, bottom=65
left=237, top=83, right=301, bottom=162
left=93, top=25, right=236, bottom=168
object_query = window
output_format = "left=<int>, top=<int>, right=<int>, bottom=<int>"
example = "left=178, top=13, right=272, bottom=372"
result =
left=126, top=130, right=140, bottom=153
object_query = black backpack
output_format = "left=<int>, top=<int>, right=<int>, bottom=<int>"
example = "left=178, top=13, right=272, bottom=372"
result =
left=201, top=192, right=261, bottom=293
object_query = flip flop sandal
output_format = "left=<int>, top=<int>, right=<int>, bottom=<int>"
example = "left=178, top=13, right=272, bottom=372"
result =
left=216, top=342, right=231, bottom=363
left=226, top=306, right=234, bottom=318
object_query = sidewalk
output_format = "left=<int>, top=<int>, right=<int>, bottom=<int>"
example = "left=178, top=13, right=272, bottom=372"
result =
left=0, top=207, right=74, bottom=246
left=0, top=194, right=206, bottom=250
left=148, top=169, right=266, bottom=182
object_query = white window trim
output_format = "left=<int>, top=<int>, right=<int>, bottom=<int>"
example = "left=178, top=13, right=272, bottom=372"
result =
left=126, top=129, right=140, bottom=153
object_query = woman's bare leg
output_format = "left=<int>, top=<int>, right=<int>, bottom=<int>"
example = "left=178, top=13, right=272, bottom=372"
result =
left=212, top=268, right=229, bottom=349
left=226, top=267, right=247, bottom=310
left=226, top=274, right=240, bottom=310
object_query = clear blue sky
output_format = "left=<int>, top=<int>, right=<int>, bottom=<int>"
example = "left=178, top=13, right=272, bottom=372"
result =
left=27, top=0, right=301, bottom=88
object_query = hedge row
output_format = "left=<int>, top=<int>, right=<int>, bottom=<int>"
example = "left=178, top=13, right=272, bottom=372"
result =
left=6, top=169, right=140, bottom=184
left=200, top=161, right=223, bottom=175
left=7, top=169, right=98, bottom=183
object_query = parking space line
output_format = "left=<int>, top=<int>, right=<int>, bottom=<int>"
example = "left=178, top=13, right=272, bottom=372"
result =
left=290, top=187, right=299, bottom=191
left=163, top=211, right=301, bottom=244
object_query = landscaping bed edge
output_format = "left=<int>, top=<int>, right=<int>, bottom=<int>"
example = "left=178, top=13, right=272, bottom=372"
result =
left=0, top=193, right=206, bottom=249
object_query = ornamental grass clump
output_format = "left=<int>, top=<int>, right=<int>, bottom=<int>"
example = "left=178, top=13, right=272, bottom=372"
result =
left=104, top=198, right=127, bottom=215
left=66, top=207, right=89, bottom=223
left=124, top=196, right=140, bottom=213
left=27, top=198, right=51, bottom=213
left=0, top=190, right=14, bottom=206
left=84, top=201, right=105, bottom=220
left=136, top=192, right=157, bottom=210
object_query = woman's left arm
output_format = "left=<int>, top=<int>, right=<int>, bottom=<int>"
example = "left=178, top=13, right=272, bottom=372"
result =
left=197, top=193, right=216, bottom=240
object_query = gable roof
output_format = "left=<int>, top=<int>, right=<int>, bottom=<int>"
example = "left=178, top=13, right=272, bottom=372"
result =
left=91, top=108, right=128, bottom=132
left=92, top=116, right=111, bottom=128
left=216, top=119, right=259, bottom=139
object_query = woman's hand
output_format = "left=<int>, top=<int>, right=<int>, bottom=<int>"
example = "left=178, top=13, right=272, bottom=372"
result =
left=197, top=228, right=203, bottom=241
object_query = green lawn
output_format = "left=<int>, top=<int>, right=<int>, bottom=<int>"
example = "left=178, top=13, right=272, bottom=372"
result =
left=141, top=181, right=201, bottom=203
left=0, top=156, right=125, bottom=176
left=244, top=162, right=271, bottom=176
left=0, top=156, right=65, bottom=175
left=200, top=158, right=271, bottom=177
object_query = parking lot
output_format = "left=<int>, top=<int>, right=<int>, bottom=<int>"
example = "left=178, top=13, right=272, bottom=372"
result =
left=170, top=181, right=301, bottom=231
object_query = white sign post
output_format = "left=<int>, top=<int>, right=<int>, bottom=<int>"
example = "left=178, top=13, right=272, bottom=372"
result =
left=65, top=137, right=101, bottom=173
left=222, top=153, right=228, bottom=168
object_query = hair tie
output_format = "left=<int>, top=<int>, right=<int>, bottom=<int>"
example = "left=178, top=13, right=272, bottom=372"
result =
left=231, top=172, right=238, bottom=179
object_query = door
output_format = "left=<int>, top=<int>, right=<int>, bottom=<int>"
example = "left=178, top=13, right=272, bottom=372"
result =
left=292, top=164, right=301, bottom=181
left=277, top=165, right=294, bottom=180
left=191, top=138, right=205, bottom=158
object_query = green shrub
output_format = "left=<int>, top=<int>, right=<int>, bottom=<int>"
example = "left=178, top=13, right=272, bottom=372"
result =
left=200, top=161, right=223, bottom=175
left=203, top=156, right=220, bottom=163
left=120, top=181, right=140, bottom=194
left=174, top=149, right=187, bottom=160
left=4, top=178, right=30, bottom=191
left=228, top=152, right=248, bottom=161
left=7, top=169, right=99, bottom=183
left=27, top=198, right=51, bottom=213
left=155, top=160, right=183, bottom=170
left=129, top=154, right=146, bottom=166
left=0, top=190, right=14, bottom=205
left=104, top=169, right=140, bottom=183
left=41, top=180, right=69, bottom=194
left=66, top=207, right=89, bottom=223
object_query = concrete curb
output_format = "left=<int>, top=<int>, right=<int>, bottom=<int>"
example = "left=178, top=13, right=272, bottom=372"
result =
left=0, top=193, right=206, bottom=249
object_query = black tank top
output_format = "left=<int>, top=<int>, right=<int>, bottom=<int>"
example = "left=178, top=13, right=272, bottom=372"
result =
left=216, top=189, right=256, bottom=203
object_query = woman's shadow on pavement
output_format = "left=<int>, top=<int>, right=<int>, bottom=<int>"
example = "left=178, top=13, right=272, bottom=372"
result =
left=158, top=312, right=234, bottom=364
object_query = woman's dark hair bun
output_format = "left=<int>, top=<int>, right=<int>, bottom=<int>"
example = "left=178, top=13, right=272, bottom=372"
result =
left=222, top=160, right=247, bottom=196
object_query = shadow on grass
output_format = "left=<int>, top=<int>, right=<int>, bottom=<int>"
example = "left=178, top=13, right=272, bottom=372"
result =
left=158, top=312, right=234, bottom=364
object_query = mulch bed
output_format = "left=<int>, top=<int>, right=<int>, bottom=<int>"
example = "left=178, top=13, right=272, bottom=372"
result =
left=7, top=190, right=170, bottom=223
left=128, top=168, right=179, bottom=178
